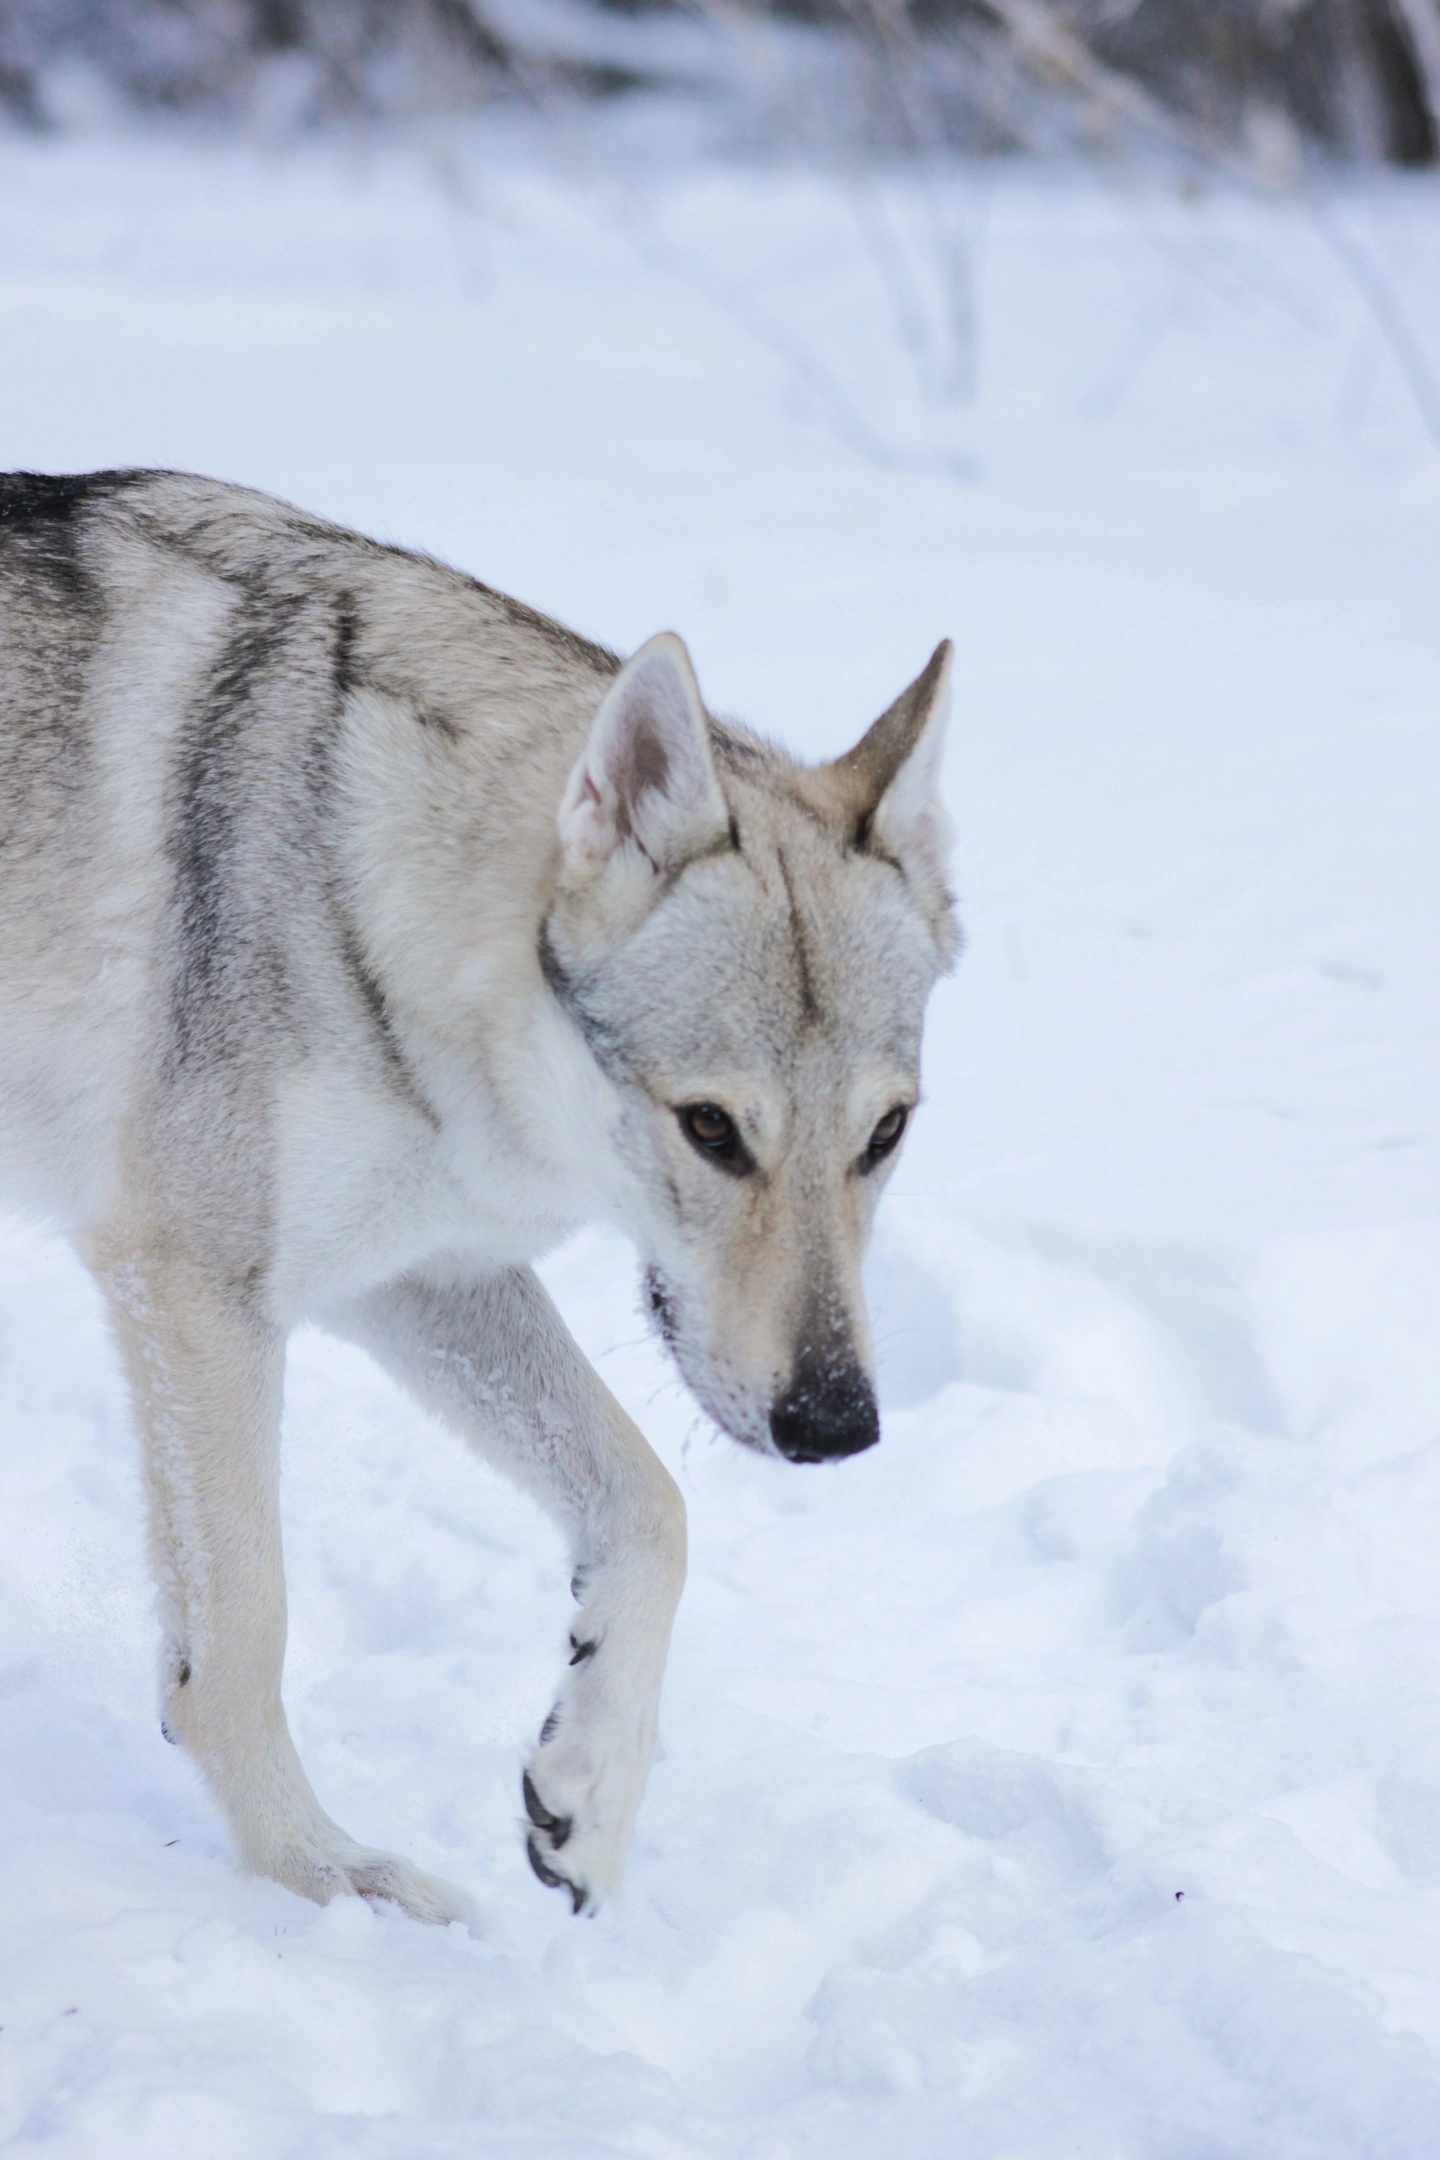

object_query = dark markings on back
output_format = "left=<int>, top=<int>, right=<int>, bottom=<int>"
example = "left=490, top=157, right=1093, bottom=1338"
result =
left=317, top=601, right=441, bottom=1117
left=774, top=847, right=820, bottom=1024
left=398, top=540, right=620, bottom=678
left=167, top=597, right=300, bottom=1066
left=1, top=474, right=96, bottom=630
left=464, top=577, right=621, bottom=678
left=332, top=596, right=454, bottom=743
left=0, top=469, right=155, bottom=619
left=0, top=474, right=159, bottom=843
left=0, top=469, right=154, bottom=532
left=709, top=723, right=759, bottom=763
left=415, top=705, right=462, bottom=742
left=20, top=467, right=617, bottom=692
left=338, top=921, right=440, bottom=1129
left=333, top=594, right=361, bottom=700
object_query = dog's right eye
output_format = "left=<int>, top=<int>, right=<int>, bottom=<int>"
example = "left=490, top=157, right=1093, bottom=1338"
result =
left=678, top=1103, right=752, bottom=1175
left=685, top=1103, right=732, bottom=1146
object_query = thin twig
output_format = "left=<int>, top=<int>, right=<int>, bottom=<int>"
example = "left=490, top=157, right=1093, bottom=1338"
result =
left=1308, top=193, right=1440, bottom=448
left=979, top=0, right=1440, bottom=451
left=976, top=0, right=1269, bottom=185
left=685, top=0, right=982, bottom=423
left=610, top=194, right=977, bottom=478
left=839, top=0, right=981, bottom=400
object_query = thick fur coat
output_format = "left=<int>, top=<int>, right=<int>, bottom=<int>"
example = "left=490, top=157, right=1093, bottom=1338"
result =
left=0, top=471, right=955, bottom=1917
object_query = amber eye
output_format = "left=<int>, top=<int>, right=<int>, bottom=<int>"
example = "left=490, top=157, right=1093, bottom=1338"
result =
left=683, top=1103, right=735, bottom=1149
left=677, top=1102, right=753, bottom=1176
left=863, top=1104, right=908, bottom=1169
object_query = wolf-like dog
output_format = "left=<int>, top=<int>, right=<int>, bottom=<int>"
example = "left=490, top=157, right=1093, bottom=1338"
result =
left=0, top=470, right=956, bottom=1921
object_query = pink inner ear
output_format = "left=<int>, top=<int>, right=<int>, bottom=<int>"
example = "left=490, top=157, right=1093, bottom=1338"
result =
left=562, top=633, right=727, bottom=875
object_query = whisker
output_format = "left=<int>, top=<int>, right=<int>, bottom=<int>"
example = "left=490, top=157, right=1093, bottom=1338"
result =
left=591, top=1332, right=658, bottom=1363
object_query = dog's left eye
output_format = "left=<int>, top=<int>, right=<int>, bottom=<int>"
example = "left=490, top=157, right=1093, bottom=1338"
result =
left=862, top=1105, right=908, bottom=1170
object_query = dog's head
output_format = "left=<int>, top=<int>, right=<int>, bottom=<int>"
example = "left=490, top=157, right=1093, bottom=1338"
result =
left=541, top=633, right=956, bottom=1463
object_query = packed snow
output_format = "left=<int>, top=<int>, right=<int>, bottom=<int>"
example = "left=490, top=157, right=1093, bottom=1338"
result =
left=1, top=119, right=1439, bottom=2157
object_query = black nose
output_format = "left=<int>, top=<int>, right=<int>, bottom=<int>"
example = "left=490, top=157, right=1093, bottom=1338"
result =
left=769, top=1365, right=880, bottom=1464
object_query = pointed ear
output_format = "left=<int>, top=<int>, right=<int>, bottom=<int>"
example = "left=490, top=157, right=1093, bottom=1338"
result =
left=832, top=639, right=953, bottom=875
left=558, top=632, right=729, bottom=878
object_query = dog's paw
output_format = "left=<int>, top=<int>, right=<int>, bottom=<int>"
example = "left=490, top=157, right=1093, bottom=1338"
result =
left=335, top=1843, right=477, bottom=1928
left=522, top=1770, right=589, bottom=1913
left=265, top=1835, right=477, bottom=1928
left=521, top=1657, right=655, bottom=1913
left=522, top=1758, right=636, bottom=1915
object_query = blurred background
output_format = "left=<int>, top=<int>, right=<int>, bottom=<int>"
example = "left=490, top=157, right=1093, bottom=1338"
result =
left=1, top=0, right=1438, bottom=168
left=2, top=8, right=1440, bottom=2157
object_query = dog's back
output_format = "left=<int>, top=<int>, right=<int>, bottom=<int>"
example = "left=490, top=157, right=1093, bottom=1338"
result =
left=0, top=470, right=619, bottom=1230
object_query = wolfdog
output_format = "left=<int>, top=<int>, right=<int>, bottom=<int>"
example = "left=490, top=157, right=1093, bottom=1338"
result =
left=0, top=470, right=956, bottom=1920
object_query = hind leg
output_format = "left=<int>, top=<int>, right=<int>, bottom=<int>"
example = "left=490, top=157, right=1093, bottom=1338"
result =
left=95, top=1231, right=473, bottom=1925
left=328, top=1262, right=686, bottom=1912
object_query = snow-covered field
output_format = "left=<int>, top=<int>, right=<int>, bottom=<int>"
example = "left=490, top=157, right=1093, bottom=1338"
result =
left=1, top=120, right=1439, bottom=2157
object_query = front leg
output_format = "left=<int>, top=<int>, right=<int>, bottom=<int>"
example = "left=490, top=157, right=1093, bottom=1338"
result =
left=93, top=1231, right=473, bottom=1925
left=329, top=1264, right=686, bottom=1911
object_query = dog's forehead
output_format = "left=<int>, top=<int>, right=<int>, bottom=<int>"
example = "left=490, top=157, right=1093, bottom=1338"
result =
left=618, top=794, right=937, bottom=1080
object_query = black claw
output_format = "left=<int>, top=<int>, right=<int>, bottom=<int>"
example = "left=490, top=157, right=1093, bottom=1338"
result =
left=527, top=1830, right=566, bottom=1889
left=522, top=1771, right=572, bottom=1848
left=527, top=1833, right=587, bottom=1912
left=569, top=1637, right=597, bottom=1666
left=160, top=1719, right=176, bottom=1746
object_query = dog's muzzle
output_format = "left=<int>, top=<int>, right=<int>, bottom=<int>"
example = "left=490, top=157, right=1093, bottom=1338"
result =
left=769, top=1363, right=880, bottom=1464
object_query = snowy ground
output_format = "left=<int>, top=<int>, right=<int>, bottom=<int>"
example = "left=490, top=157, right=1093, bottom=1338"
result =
left=1, top=119, right=1439, bottom=2157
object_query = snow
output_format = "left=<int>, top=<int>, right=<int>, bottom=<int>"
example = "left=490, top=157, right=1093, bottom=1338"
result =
left=2, top=121, right=1439, bottom=2156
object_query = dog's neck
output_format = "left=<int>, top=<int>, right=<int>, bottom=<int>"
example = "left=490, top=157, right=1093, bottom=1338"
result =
left=330, top=650, right=633, bottom=1245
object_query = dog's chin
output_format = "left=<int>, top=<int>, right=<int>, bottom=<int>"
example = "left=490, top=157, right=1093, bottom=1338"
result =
left=641, top=1265, right=778, bottom=1456
left=672, top=1346, right=778, bottom=1456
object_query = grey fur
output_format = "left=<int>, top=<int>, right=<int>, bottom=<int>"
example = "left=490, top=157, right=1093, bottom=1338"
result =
left=0, top=471, right=955, bottom=1920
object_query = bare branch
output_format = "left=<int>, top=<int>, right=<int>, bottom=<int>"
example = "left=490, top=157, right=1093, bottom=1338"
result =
left=1389, top=0, right=1440, bottom=147
left=1309, top=194, right=1440, bottom=448
left=975, top=0, right=1273, bottom=185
